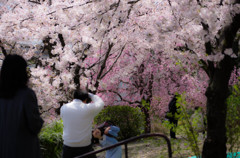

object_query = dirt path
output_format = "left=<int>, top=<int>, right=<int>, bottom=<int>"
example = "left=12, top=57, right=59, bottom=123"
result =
left=94, top=136, right=197, bottom=158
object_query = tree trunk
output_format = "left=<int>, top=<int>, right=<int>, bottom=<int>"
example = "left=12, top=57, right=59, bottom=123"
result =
left=143, top=108, right=151, bottom=133
left=138, top=105, right=151, bottom=133
left=202, top=57, right=234, bottom=158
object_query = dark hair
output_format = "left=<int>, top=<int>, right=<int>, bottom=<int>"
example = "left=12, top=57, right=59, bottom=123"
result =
left=97, top=121, right=115, bottom=136
left=195, top=106, right=200, bottom=110
left=91, top=132, right=100, bottom=145
left=0, top=54, right=29, bottom=98
left=73, top=89, right=91, bottom=102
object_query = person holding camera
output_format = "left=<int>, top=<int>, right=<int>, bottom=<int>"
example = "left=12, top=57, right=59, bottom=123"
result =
left=60, top=89, right=104, bottom=158
left=92, top=122, right=122, bottom=158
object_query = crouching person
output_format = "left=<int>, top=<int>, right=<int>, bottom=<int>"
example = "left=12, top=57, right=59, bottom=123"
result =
left=92, top=123, right=122, bottom=158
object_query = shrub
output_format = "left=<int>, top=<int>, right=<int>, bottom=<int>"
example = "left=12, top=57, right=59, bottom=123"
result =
left=94, top=105, right=145, bottom=140
left=176, top=95, right=201, bottom=157
left=226, top=84, right=240, bottom=156
left=163, top=94, right=202, bottom=157
left=39, top=120, right=63, bottom=158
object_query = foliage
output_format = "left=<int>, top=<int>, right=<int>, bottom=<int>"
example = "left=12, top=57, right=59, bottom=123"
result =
left=226, top=84, right=240, bottom=157
left=94, top=105, right=145, bottom=140
left=39, top=120, right=63, bottom=158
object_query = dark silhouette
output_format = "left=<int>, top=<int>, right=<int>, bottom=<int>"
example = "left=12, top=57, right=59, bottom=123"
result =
left=0, top=54, right=44, bottom=158
left=166, top=95, right=179, bottom=139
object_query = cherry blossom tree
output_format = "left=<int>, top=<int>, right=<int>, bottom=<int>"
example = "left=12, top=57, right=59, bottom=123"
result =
left=98, top=49, right=208, bottom=133
left=0, top=0, right=240, bottom=157
left=155, top=1, right=240, bottom=157
left=0, top=0, right=133, bottom=119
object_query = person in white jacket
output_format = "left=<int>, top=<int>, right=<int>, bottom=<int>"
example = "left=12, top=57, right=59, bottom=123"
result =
left=60, top=89, right=104, bottom=158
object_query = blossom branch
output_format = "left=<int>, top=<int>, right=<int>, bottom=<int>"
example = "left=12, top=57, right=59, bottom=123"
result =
left=100, top=89, right=141, bottom=105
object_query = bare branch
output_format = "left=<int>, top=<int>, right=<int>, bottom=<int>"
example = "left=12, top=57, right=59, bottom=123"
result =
left=100, top=89, right=141, bottom=105
left=12, top=4, right=19, bottom=11
left=94, top=43, right=114, bottom=90
left=219, top=0, right=224, bottom=5
left=21, top=16, right=34, bottom=23
left=28, top=0, right=41, bottom=5
left=0, top=40, right=7, bottom=56
left=174, top=43, right=196, bottom=54
left=167, top=0, right=182, bottom=28
left=9, top=42, right=16, bottom=54
left=199, top=59, right=210, bottom=76
left=167, top=0, right=172, bottom=6
left=58, top=34, right=65, bottom=48
left=196, top=0, right=202, bottom=6
left=100, top=44, right=126, bottom=79
left=74, top=65, right=81, bottom=88
left=127, top=0, right=140, bottom=18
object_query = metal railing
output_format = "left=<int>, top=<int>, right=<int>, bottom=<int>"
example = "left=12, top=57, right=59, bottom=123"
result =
left=75, top=133, right=172, bottom=158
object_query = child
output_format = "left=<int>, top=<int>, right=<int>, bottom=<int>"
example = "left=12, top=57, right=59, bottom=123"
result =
left=92, top=122, right=122, bottom=158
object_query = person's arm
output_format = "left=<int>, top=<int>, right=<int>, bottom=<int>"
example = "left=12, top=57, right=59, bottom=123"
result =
left=86, top=93, right=104, bottom=116
left=24, top=89, right=44, bottom=135
left=105, top=126, right=120, bottom=137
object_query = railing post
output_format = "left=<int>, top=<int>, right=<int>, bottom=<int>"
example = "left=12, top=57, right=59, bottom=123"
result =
left=124, top=143, right=128, bottom=158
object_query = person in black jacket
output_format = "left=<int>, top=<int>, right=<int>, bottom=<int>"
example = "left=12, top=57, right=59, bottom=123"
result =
left=0, top=54, right=44, bottom=158
left=166, top=94, right=180, bottom=139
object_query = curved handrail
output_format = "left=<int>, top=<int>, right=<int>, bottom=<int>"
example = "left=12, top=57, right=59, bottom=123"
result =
left=74, top=133, right=172, bottom=158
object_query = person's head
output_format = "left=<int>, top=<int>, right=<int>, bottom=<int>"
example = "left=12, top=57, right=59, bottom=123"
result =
left=92, top=128, right=102, bottom=139
left=91, top=128, right=101, bottom=144
left=73, top=89, right=91, bottom=103
left=0, top=54, right=29, bottom=98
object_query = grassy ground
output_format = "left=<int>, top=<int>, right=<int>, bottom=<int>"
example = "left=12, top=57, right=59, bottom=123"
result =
left=94, top=119, right=240, bottom=158
left=94, top=120, right=203, bottom=158
left=94, top=134, right=202, bottom=158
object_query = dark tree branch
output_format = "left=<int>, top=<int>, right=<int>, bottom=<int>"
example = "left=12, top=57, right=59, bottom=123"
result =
left=100, top=89, right=141, bottom=105
left=0, top=40, right=7, bottom=56
left=63, top=6, right=73, bottom=10
left=12, top=4, right=19, bottom=11
left=41, top=36, right=57, bottom=57
left=28, top=0, right=41, bottom=4
left=200, top=21, right=215, bottom=78
left=166, top=0, right=182, bottom=28
left=127, top=0, right=140, bottom=4
left=100, top=44, right=126, bottom=79
left=167, top=0, right=172, bottom=6
left=94, top=43, right=114, bottom=91
left=219, top=0, right=224, bottom=5
left=9, top=42, right=16, bottom=54
left=58, top=34, right=65, bottom=48
left=39, top=107, right=54, bottom=115
left=74, top=65, right=81, bottom=88
left=127, top=0, right=140, bottom=18
left=146, top=73, right=154, bottom=102
left=21, top=17, right=34, bottom=23
left=199, top=59, right=210, bottom=76
left=174, top=43, right=196, bottom=54
left=196, top=0, right=201, bottom=6
left=220, top=13, right=240, bottom=50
